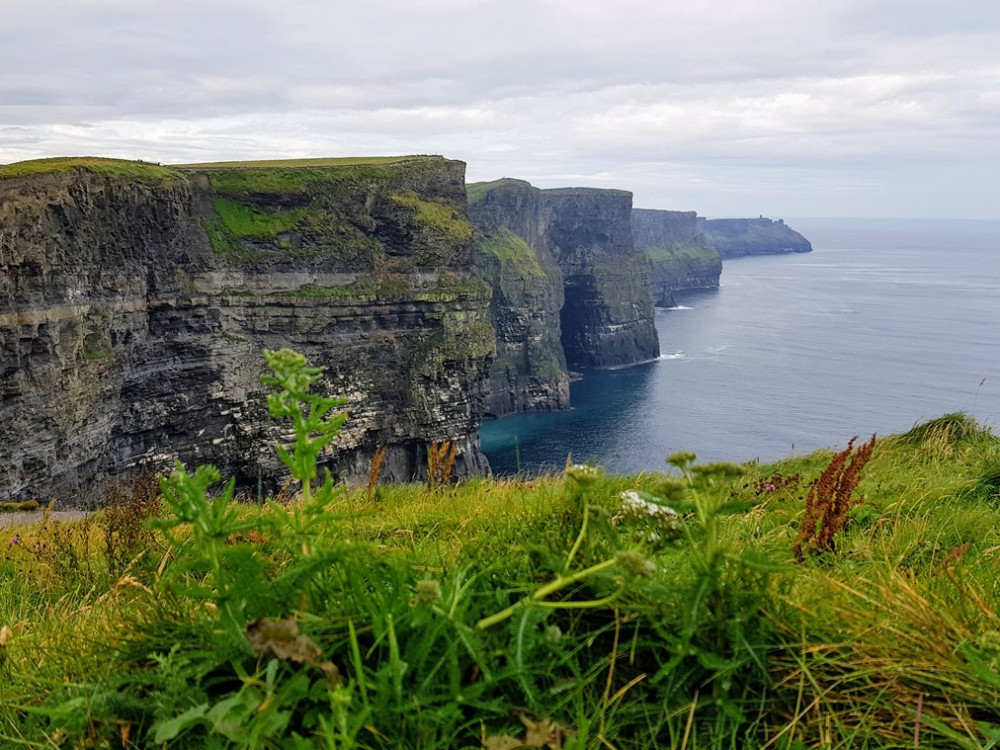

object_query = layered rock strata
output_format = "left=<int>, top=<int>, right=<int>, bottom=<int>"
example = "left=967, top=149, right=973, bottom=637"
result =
left=698, top=217, right=812, bottom=257
left=468, top=180, right=569, bottom=418
left=631, top=209, right=722, bottom=307
left=467, top=179, right=659, bottom=417
left=541, top=188, right=659, bottom=369
left=0, top=156, right=494, bottom=505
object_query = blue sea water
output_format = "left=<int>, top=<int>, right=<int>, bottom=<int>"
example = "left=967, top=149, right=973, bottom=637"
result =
left=480, top=218, right=1000, bottom=475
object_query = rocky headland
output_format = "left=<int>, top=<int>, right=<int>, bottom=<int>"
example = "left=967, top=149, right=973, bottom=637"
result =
left=0, top=156, right=494, bottom=505
left=698, top=217, right=812, bottom=257
left=630, top=208, right=722, bottom=307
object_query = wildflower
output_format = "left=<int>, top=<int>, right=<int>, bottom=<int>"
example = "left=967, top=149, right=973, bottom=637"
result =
left=10, top=536, right=19, bottom=545
left=619, top=491, right=679, bottom=520
left=412, top=579, right=442, bottom=607
left=565, top=464, right=603, bottom=485
left=615, top=551, right=656, bottom=579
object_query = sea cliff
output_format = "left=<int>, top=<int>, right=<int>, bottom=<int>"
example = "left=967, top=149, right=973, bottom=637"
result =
left=0, top=156, right=494, bottom=505
left=468, top=180, right=569, bottom=418
left=698, top=217, right=812, bottom=257
left=468, top=179, right=659, bottom=417
left=631, top=208, right=722, bottom=307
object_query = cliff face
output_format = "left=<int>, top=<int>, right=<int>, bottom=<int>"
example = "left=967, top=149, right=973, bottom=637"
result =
left=467, top=180, right=659, bottom=417
left=469, top=180, right=569, bottom=418
left=541, top=189, right=658, bottom=369
left=0, top=156, right=494, bottom=505
left=631, top=209, right=722, bottom=307
left=698, top=217, right=812, bottom=257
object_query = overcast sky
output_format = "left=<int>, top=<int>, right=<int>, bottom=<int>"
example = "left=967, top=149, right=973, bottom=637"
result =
left=2, top=0, right=998, bottom=218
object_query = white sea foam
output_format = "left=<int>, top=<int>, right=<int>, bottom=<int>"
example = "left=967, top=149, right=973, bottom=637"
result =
left=659, top=351, right=686, bottom=360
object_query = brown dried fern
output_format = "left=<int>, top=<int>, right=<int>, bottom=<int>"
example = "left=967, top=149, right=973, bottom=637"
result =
left=794, top=434, right=876, bottom=562
left=367, top=445, right=388, bottom=499
left=427, top=440, right=458, bottom=491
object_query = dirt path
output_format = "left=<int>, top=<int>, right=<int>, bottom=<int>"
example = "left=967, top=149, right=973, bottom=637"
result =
left=0, top=510, right=90, bottom=529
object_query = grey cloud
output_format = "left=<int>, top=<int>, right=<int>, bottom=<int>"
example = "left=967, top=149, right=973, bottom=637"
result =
left=2, top=0, right=999, bottom=217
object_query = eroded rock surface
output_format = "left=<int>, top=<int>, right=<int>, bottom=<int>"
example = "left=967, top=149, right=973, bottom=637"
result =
left=0, top=157, right=494, bottom=505
left=467, top=180, right=659, bottom=416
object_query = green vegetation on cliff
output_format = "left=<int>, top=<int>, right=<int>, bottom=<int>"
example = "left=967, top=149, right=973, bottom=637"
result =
left=210, top=198, right=307, bottom=240
left=466, top=178, right=533, bottom=205
left=0, top=157, right=185, bottom=183
left=390, top=191, right=474, bottom=242
left=478, top=228, right=546, bottom=279
left=191, top=158, right=471, bottom=264
left=643, top=242, right=719, bottom=264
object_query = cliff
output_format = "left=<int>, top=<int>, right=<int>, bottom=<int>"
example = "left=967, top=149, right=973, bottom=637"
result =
left=541, top=188, right=659, bottom=369
left=468, top=180, right=569, bottom=418
left=631, top=209, right=722, bottom=307
left=0, top=156, right=494, bottom=505
left=698, top=217, right=812, bottom=257
left=467, top=180, right=658, bottom=416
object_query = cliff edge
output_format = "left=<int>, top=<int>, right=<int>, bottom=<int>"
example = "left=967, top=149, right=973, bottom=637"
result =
left=0, top=156, right=494, bottom=505
left=631, top=208, right=722, bottom=307
left=467, top=179, right=659, bottom=417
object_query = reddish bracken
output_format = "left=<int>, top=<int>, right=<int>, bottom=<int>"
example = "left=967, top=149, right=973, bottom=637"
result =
left=794, top=435, right=877, bottom=562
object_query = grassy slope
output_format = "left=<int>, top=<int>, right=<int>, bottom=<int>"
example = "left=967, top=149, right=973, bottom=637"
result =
left=478, top=228, right=546, bottom=279
left=2, top=415, right=999, bottom=748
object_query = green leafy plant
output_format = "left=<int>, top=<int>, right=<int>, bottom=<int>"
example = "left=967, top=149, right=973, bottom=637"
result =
left=261, top=347, right=348, bottom=505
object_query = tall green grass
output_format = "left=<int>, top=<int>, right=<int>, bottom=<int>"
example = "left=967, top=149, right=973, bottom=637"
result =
left=2, top=387, right=999, bottom=747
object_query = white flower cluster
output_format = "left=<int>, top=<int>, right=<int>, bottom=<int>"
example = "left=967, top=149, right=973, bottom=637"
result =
left=617, top=491, right=683, bottom=544
left=565, top=464, right=603, bottom=483
left=619, top=490, right=679, bottom=520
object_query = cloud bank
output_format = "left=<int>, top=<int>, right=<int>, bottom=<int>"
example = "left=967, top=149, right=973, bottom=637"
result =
left=3, top=0, right=998, bottom=217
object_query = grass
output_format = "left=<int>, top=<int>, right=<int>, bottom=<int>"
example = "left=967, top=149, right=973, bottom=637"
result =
left=0, top=157, right=186, bottom=183
left=465, top=178, right=533, bottom=206
left=478, top=228, right=546, bottom=279
left=643, top=242, right=721, bottom=266
left=210, top=198, right=306, bottom=240
left=177, top=156, right=441, bottom=170
left=2, top=412, right=1000, bottom=748
left=390, top=192, right=474, bottom=243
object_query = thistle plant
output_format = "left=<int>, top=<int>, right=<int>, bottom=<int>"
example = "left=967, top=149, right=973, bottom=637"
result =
left=261, top=348, right=348, bottom=505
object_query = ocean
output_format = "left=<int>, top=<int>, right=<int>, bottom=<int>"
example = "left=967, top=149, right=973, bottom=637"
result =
left=480, top=218, right=1000, bottom=475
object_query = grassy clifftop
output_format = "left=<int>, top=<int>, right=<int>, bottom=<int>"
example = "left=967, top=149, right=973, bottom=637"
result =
left=176, top=156, right=441, bottom=170
left=3, top=410, right=999, bottom=747
left=0, top=156, right=185, bottom=183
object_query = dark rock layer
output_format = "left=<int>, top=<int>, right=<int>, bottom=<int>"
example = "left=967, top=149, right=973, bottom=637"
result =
left=0, top=157, right=494, bottom=505
left=631, top=209, right=722, bottom=307
left=698, top=217, right=812, bottom=257
left=541, top=188, right=659, bottom=369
